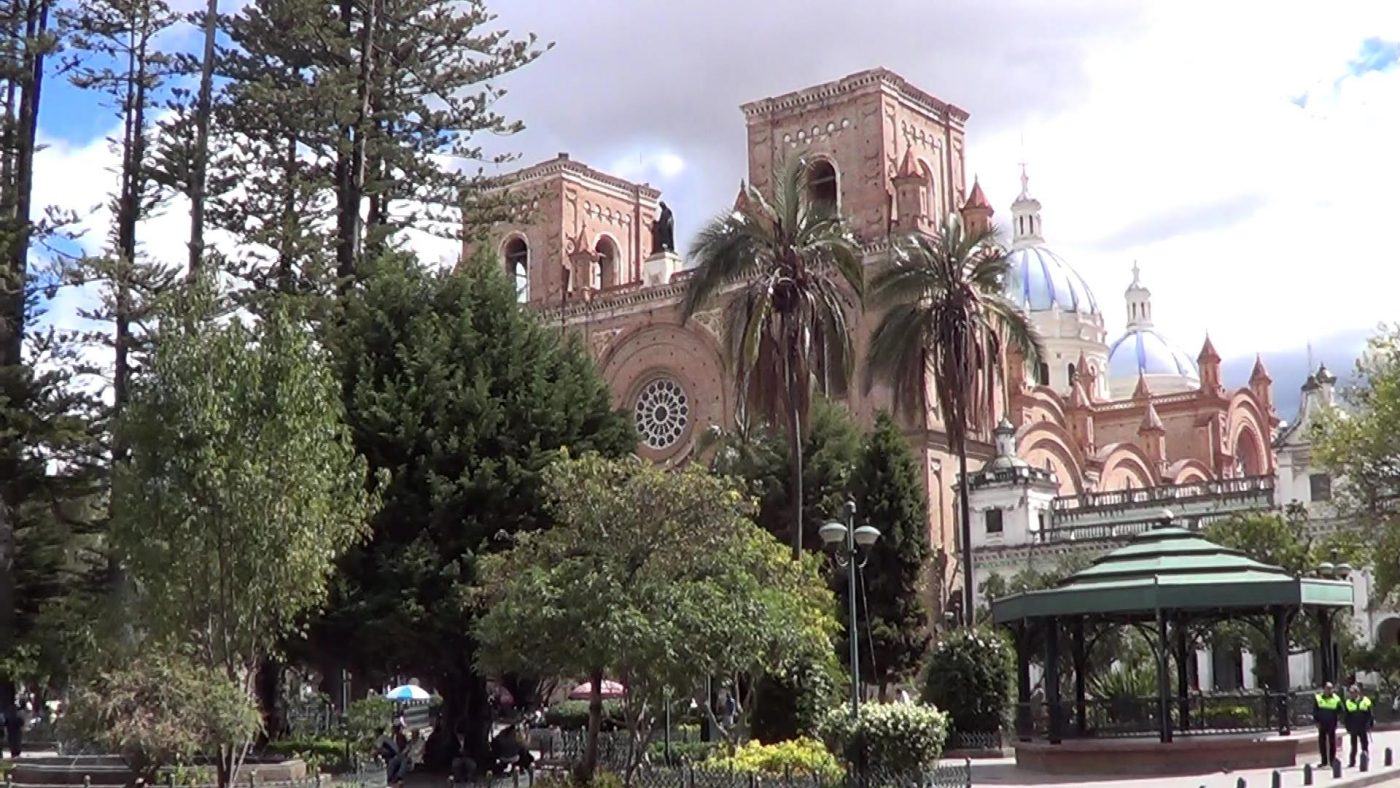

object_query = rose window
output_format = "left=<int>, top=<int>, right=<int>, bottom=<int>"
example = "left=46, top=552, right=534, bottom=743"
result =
left=634, top=377, right=689, bottom=450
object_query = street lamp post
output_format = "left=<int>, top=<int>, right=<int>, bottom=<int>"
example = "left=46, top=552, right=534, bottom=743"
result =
left=820, top=500, right=881, bottom=717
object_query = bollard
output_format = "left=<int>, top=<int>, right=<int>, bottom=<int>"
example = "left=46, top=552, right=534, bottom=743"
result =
left=1303, top=763, right=1313, bottom=785
left=1272, top=771, right=1282, bottom=788
left=1388, top=747, right=1395, bottom=767
left=168, top=774, right=175, bottom=788
left=249, top=769, right=257, bottom=788
left=1362, top=750, right=1370, bottom=772
left=1333, top=759, right=1342, bottom=779
left=1236, top=778, right=1246, bottom=788
left=84, top=776, right=92, bottom=788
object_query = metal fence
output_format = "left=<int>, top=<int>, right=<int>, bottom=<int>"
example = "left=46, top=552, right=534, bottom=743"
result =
left=1015, top=689, right=1400, bottom=740
left=592, top=763, right=972, bottom=788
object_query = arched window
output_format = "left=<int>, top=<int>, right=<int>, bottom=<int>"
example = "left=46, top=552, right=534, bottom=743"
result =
left=594, top=236, right=619, bottom=289
left=1067, top=363, right=1077, bottom=385
left=807, top=159, right=838, bottom=212
left=1036, top=362, right=1050, bottom=386
left=503, top=236, right=529, bottom=303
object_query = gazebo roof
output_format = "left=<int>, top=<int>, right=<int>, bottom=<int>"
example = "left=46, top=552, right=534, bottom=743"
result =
left=991, top=525, right=1353, bottom=623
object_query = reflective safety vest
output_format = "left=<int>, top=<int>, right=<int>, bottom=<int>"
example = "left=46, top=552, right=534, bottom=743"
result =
left=1317, top=694, right=1342, bottom=710
left=1346, top=697, right=1373, bottom=712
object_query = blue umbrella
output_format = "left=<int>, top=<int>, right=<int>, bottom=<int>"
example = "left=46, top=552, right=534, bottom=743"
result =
left=386, top=684, right=431, bottom=701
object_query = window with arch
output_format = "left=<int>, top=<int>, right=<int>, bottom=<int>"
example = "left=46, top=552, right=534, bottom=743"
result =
left=1036, top=362, right=1050, bottom=386
left=503, top=236, right=529, bottom=303
left=594, top=236, right=619, bottom=289
left=1067, top=363, right=1077, bottom=385
left=807, top=159, right=838, bottom=212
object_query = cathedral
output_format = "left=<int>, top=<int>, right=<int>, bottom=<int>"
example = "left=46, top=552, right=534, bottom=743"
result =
left=470, top=68, right=1278, bottom=617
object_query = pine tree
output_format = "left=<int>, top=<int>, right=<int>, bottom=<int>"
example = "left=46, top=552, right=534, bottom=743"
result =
left=853, top=411, right=931, bottom=697
left=308, top=247, right=633, bottom=764
left=0, top=0, right=65, bottom=702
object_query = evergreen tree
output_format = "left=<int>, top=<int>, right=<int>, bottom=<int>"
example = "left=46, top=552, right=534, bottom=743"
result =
left=852, top=411, right=931, bottom=697
left=310, top=248, right=633, bottom=763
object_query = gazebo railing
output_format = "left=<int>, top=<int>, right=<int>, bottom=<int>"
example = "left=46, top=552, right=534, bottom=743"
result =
left=1017, top=691, right=1296, bottom=741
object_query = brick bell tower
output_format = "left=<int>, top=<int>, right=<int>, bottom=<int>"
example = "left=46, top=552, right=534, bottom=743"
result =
left=738, top=68, right=970, bottom=243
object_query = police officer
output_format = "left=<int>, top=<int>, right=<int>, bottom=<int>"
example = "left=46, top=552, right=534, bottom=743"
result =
left=1345, top=684, right=1375, bottom=768
left=1315, top=682, right=1343, bottom=768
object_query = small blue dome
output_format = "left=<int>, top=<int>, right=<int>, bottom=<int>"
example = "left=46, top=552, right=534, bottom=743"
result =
left=1004, top=246, right=1099, bottom=316
left=1108, top=328, right=1199, bottom=381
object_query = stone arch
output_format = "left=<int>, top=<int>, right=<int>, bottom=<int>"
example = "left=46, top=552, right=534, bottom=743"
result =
left=805, top=156, right=840, bottom=212
left=600, top=323, right=729, bottom=463
left=1021, top=389, right=1068, bottom=425
left=1166, top=458, right=1213, bottom=484
left=500, top=233, right=529, bottom=303
left=1017, top=422, right=1086, bottom=495
left=1227, top=393, right=1273, bottom=475
left=1097, top=443, right=1159, bottom=490
left=594, top=233, right=621, bottom=289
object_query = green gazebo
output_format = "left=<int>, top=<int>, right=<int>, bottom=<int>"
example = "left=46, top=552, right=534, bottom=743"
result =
left=991, top=516, right=1353, bottom=744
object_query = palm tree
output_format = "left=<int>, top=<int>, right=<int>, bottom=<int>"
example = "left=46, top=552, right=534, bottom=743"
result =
left=681, top=157, right=863, bottom=558
left=865, top=215, right=1042, bottom=625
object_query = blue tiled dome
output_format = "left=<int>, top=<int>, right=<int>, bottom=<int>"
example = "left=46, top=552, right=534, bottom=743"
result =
left=1004, top=246, right=1099, bottom=316
left=1107, top=328, right=1199, bottom=381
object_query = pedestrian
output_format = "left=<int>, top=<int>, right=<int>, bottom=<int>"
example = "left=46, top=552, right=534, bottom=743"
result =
left=1314, top=681, right=1343, bottom=768
left=1345, top=684, right=1374, bottom=768
left=3, top=699, right=22, bottom=758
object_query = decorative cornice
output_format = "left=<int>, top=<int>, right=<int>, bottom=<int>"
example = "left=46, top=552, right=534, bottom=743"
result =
left=489, top=155, right=662, bottom=203
left=741, top=68, right=969, bottom=125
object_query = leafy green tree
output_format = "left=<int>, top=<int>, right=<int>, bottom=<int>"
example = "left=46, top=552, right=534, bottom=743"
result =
left=112, top=291, right=375, bottom=787
left=707, top=398, right=861, bottom=554
left=921, top=628, right=1013, bottom=737
left=314, top=250, right=633, bottom=764
left=475, top=454, right=838, bottom=782
left=853, top=411, right=931, bottom=697
left=1315, top=327, right=1400, bottom=604
left=682, top=157, right=864, bottom=557
left=865, top=216, right=1042, bottom=623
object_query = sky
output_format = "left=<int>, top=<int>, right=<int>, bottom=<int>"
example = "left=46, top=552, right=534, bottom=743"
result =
left=35, top=0, right=1400, bottom=419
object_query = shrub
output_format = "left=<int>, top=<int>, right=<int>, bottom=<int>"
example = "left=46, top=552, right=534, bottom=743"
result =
left=644, top=740, right=719, bottom=765
left=343, top=696, right=395, bottom=755
left=264, top=738, right=353, bottom=773
left=542, top=699, right=625, bottom=730
left=750, top=650, right=841, bottom=742
left=921, top=628, right=1013, bottom=736
left=60, top=653, right=261, bottom=785
left=706, top=738, right=842, bottom=780
left=818, top=702, right=948, bottom=777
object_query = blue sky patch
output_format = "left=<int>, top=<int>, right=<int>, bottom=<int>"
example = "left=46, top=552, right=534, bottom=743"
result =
left=1348, top=37, right=1400, bottom=76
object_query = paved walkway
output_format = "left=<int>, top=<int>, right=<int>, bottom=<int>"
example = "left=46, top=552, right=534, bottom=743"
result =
left=958, top=728, right=1400, bottom=787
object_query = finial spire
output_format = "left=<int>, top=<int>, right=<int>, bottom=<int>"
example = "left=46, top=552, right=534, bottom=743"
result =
left=1019, top=161, right=1030, bottom=199
left=1131, top=261, right=1141, bottom=287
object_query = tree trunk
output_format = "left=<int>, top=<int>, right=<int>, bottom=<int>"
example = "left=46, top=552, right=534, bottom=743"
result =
left=276, top=129, right=297, bottom=292
left=577, top=666, right=604, bottom=781
left=334, top=0, right=377, bottom=283
left=255, top=657, right=284, bottom=742
left=957, top=449, right=974, bottom=627
left=787, top=343, right=804, bottom=559
left=0, top=0, right=51, bottom=696
left=186, top=0, right=218, bottom=280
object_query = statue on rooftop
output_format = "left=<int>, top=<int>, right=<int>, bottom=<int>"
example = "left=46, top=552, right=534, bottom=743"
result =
left=651, top=201, right=675, bottom=254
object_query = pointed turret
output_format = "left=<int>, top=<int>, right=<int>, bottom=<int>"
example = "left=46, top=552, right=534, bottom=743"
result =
left=1067, top=379, right=1095, bottom=454
left=1249, top=354, right=1274, bottom=413
left=960, top=177, right=994, bottom=236
left=1010, top=163, right=1044, bottom=249
left=1132, top=372, right=1152, bottom=401
left=733, top=181, right=751, bottom=214
left=1137, top=400, right=1166, bottom=469
left=1197, top=335, right=1222, bottom=394
left=1125, top=262, right=1154, bottom=329
left=893, top=147, right=931, bottom=234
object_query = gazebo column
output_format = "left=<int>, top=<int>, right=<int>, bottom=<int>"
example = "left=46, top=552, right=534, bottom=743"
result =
left=1015, top=623, right=1031, bottom=740
left=1045, top=616, right=1062, bottom=744
left=1175, top=616, right=1190, bottom=732
left=1273, top=606, right=1292, bottom=736
left=1318, top=609, right=1335, bottom=683
left=1156, top=608, right=1173, bottom=743
left=1072, top=617, right=1087, bottom=736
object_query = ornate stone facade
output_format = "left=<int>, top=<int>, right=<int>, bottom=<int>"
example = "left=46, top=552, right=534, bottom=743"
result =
left=472, top=68, right=1278, bottom=619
